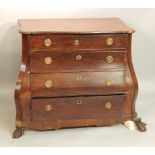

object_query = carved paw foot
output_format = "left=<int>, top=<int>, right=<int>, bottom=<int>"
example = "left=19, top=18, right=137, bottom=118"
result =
left=13, top=127, right=25, bottom=138
left=124, top=117, right=147, bottom=132
left=133, top=117, right=147, bottom=132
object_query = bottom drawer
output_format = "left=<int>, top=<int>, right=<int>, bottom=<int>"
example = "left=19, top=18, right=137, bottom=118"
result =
left=31, top=95, right=125, bottom=121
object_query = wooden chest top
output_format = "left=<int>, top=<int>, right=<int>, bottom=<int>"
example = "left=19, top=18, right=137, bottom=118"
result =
left=18, top=18, right=134, bottom=34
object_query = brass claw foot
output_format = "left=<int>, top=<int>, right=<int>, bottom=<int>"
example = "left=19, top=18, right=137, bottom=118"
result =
left=124, top=117, right=147, bottom=132
left=133, top=117, right=147, bottom=132
left=13, top=127, right=25, bottom=138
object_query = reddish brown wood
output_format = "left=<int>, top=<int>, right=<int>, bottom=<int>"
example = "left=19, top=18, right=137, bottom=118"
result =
left=123, top=34, right=138, bottom=115
left=18, top=18, right=134, bottom=34
left=31, top=71, right=126, bottom=97
left=13, top=18, right=145, bottom=138
left=30, top=51, right=126, bottom=73
left=19, top=117, right=129, bottom=130
left=31, top=95, right=125, bottom=121
left=29, top=34, right=128, bottom=51
left=14, top=34, right=31, bottom=121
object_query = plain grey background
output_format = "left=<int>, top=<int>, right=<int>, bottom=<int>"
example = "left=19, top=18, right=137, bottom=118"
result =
left=0, top=8, right=155, bottom=146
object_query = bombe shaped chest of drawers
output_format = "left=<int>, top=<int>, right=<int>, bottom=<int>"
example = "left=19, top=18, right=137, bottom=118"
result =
left=13, top=18, right=146, bottom=138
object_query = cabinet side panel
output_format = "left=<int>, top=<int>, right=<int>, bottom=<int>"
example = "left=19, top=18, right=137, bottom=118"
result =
left=14, top=34, right=31, bottom=122
left=124, top=34, right=138, bottom=116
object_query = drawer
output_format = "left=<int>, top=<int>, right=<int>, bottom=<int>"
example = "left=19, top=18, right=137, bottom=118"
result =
left=29, top=34, right=128, bottom=51
left=31, top=71, right=126, bottom=97
left=31, top=95, right=125, bottom=121
left=30, top=51, right=126, bottom=73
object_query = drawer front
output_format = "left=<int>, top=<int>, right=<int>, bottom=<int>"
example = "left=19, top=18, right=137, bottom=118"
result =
left=31, top=71, right=125, bottom=97
left=30, top=51, right=126, bottom=73
left=30, top=34, right=128, bottom=51
left=31, top=95, right=125, bottom=121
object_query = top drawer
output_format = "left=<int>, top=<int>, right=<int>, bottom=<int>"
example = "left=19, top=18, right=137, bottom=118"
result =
left=29, top=34, right=128, bottom=51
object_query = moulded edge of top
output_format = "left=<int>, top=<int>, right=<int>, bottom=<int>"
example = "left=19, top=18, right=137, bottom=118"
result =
left=18, top=18, right=135, bottom=34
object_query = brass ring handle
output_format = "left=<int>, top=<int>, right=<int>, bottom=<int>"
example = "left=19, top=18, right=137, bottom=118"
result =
left=44, top=57, right=53, bottom=64
left=45, top=105, right=52, bottom=112
left=105, top=79, right=113, bottom=86
left=74, top=39, right=80, bottom=46
left=105, top=102, right=112, bottom=109
left=76, top=55, right=82, bottom=60
left=106, top=55, right=113, bottom=64
left=106, top=37, right=113, bottom=46
left=45, top=80, right=53, bottom=88
left=44, top=38, right=52, bottom=47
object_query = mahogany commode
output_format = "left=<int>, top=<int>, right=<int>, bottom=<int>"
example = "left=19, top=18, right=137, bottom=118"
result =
left=13, top=18, right=146, bottom=138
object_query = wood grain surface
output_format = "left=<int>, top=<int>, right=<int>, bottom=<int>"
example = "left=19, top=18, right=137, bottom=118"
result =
left=30, top=51, right=126, bottom=73
left=18, top=18, right=134, bottom=34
